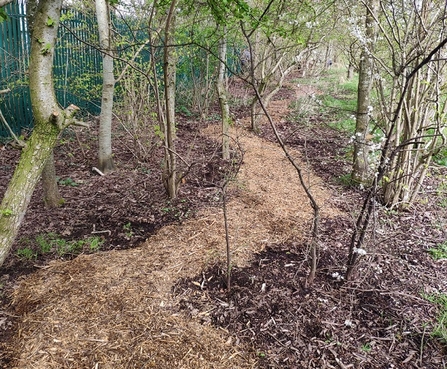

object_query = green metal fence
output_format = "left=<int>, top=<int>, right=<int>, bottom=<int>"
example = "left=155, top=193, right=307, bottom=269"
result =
left=0, top=1, right=102, bottom=138
left=0, top=0, right=30, bottom=138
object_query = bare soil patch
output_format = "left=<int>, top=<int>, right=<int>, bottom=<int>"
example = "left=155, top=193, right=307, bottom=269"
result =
left=1, top=74, right=447, bottom=368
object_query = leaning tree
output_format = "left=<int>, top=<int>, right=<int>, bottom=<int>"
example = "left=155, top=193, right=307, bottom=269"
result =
left=0, top=0, right=86, bottom=266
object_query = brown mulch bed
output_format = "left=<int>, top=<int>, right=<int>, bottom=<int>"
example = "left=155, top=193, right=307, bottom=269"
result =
left=1, top=73, right=447, bottom=368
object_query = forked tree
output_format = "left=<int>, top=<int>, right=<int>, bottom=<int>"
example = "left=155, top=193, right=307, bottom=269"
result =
left=0, top=0, right=86, bottom=266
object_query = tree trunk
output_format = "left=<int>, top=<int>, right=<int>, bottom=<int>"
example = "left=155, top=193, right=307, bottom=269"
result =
left=0, top=0, right=67, bottom=266
left=217, top=26, right=231, bottom=160
left=96, top=0, right=116, bottom=173
left=26, top=0, right=63, bottom=207
left=351, top=0, right=378, bottom=185
left=347, top=62, right=355, bottom=80
left=162, top=0, right=178, bottom=199
left=42, top=151, right=64, bottom=207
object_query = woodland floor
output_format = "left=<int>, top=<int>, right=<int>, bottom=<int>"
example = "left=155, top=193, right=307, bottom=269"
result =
left=1, top=72, right=447, bottom=368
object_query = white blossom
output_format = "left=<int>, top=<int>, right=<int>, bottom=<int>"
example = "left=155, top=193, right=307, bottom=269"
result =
left=331, top=272, right=344, bottom=281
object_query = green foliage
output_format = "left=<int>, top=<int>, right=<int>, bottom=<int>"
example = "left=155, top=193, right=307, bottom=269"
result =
left=36, top=233, right=54, bottom=253
left=294, top=69, right=359, bottom=133
left=153, top=125, right=165, bottom=140
left=320, top=87, right=357, bottom=133
left=35, top=232, right=104, bottom=256
left=0, top=208, right=13, bottom=217
left=205, top=0, right=250, bottom=23
left=428, top=241, right=447, bottom=260
left=0, top=8, right=8, bottom=22
left=40, top=43, right=52, bottom=55
left=436, top=179, right=447, bottom=207
left=337, top=173, right=354, bottom=186
left=16, top=247, right=37, bottom=260
left=89, top=236, right=103, bottom=252
left=424, top=293, right=447, bottom=343
left=123, top=222, right=133, bottom=239
left=46, top=16, right=55, bottom=27
left=57, top=177, right=79, bottom=187
left=434, top=147, right=447, bottom=166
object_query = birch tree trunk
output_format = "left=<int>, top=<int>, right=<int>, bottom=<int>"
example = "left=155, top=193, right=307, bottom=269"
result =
left=351, top=0, right=378, bottom=185
left=0, top=0, right=79, bottom=266
left=217, top=26, right=231, bottom=160
left=162, top=0, right=178, bottom=198
left=96, top=0, right=116, bottom=173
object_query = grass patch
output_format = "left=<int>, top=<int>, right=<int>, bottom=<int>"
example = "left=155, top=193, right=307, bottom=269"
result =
left=292, top=68, right=358, bottom=134
left=433, top=146, right=447, bottom=167
left=33, top=232, right=104, bottom=257
left=424, top=293, right=447, bottom=343
left=337, top=173, right=355, bottom=186
left=436, top=178, right=447, bottom=207
left=16, top=247, right=38, bottom=260
left=428, top=241, right=447, bottom=260
left=318, top=75, right=358, bottom=133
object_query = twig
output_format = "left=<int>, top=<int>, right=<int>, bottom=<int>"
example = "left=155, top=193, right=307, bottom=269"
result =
left=419, top=324, right=426, bottom=366
left=0, top=107, right=26, bottom=148
left=219, top=136, right=244, bottom=293
left=92, top=167, right=105, bottom=176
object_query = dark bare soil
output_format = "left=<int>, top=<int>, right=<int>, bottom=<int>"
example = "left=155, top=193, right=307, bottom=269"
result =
left=1, top=75, right=447, bottom=368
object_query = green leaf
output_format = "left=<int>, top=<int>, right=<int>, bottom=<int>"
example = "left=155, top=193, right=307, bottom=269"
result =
left=0, top=208, right=13, bottom=217
left=41, top=43, right=52, bottom=55
left=46, top=16, right=55, bottom=27
left=0, top=8, right=8, bottom=22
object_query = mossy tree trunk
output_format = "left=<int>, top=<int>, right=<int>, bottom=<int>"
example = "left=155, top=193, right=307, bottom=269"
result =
left=26, top=0, right=63, bottom=208
left=0, top=0, right=80, bottom=266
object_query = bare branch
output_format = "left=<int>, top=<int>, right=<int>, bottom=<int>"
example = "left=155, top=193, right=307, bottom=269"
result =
left=0, top=108, right=25, bottom=148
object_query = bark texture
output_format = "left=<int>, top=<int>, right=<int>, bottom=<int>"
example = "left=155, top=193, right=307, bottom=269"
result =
left=42, top=151, right=64, bottom=207
left=351, top=0, right=378, bottom=185
left=96, top=0, right=116, bottom=173
left=0, top=0, right=64, bottom=266
left=162, top=0, right=178, bottom=199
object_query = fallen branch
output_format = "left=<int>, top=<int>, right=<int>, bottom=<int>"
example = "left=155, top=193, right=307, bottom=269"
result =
left=92, top=167, right=105, bottom=176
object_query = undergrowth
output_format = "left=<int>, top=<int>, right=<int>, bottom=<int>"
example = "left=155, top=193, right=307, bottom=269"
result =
left=16, top=232, right=104, bottom=260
